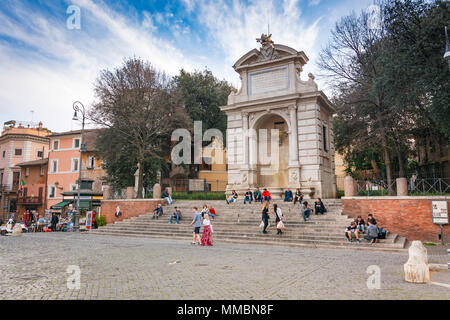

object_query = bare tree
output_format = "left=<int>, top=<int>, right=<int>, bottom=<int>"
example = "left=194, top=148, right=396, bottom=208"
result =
left=89, top=57, right=191, bottom=197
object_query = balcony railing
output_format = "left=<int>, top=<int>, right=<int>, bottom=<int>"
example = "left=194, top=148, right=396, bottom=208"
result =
left=17, top=196, right=43, bottom=205
left=0, top=184, right=15, bottom=192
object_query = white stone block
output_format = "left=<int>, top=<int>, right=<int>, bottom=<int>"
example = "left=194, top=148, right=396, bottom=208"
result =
left=404, top=241, right=430, bottom=283
left=298, top=140, right=320, bottom=149
left=297, top=125, right=317, bottom=135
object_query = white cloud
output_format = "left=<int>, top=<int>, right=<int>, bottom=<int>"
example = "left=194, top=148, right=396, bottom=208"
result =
left=196, top=0, right=322, bottom=86
left=0, top=0, right=375, bottom=132
left=0, top=0, right=199, bottom=131
left=309, top=0, right=321, bottom=6
left=181, top=0, right=195, bottom=12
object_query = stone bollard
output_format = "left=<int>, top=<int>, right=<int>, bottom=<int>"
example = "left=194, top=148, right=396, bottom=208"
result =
left=153, top=183, right=161, bottom=199
left=126, top=186, right=134, bottom=199
left=396, top=178, right=408, bottom=196
left=103, top=186, right=111, bottom=200
left=404, top=241, right=430, bottom=283
left=344, top=176, right=356, bottom=197
left=12, top=223, right=22, bottom=237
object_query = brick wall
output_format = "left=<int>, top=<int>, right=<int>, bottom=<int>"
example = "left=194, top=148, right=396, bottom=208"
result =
left=342, top=197, right=450, bottom=243
left=100, top=199, right=166, bottom=225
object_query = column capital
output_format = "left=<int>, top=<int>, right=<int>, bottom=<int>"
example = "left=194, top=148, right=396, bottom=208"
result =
left=288, top=105, right=298, bottom=112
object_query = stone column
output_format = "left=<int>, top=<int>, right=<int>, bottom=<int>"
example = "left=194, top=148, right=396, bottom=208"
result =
left=396, top=178, right=408, bottom=196
left=344, top=176, right=356, bottom=197
left=288, top=105, right=299, bottom=165
left=242, top=112, right=249, bottom=168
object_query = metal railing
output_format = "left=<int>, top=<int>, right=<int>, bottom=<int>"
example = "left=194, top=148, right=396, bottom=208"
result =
left=344, top=177, right=450, bottom=196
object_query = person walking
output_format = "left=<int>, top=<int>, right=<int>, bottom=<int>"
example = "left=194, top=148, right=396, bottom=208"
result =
left=190, top=207, right=202, bottom=245
left=261, top=202, right=270, bottom=234
left=50, top=213, right=59, bottom=232
left=274, top=203, right=284, bottom=235
left=201, top=214, right=213, bottom=246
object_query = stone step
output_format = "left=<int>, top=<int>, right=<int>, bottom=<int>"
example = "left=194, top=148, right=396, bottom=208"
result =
left=95, top=225, right=395, bottom=242
left=91, top=199, right=405, bottom=251
left=90, top=230, right=406, bottom=251
left=128, top=216, right=352, bottom=227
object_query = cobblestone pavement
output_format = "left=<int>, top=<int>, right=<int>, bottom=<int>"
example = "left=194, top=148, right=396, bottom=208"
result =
left=1, top=233, right=449, bottom=300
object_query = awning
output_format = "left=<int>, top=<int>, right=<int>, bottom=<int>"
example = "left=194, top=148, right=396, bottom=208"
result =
left=51, top=201, right=72, bottom=209
left=72, top=201, right=91, bottom=210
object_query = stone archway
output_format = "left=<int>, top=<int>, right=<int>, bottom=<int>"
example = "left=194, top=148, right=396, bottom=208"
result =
left=252, top=113, right=289, bottom=188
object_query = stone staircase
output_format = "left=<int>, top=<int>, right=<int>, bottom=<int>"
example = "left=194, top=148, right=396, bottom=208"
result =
left=91, top=199, right=407, bottom=251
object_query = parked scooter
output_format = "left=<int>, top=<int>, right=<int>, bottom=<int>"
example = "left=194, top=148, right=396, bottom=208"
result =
left=0, top=218, right=28, bottom=234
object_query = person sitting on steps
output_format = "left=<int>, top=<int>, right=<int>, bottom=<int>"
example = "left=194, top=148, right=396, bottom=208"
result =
left=314, top=198, right=327, bottom=215
left=226, top=190, right=238, bottom=204
left=262, top=188, right=271, bottom=203
left=244, top=189, right=253, bottom=204
left=293, top=189, right=303, bottom=205
left=366, top=213, right=377, bottom=227
left=162, top=188, right=173, bottom=205
left=345, top=221, right=361, bottom=243
left=253, top=187, right=262, bottom=202
left=169, top=207, right=181, bottom=224
left=364, top=220, right=379, bottom=243
left=208, top=206, right=217, bottom=219
left=152, top=204, right=163, bottom=219
left=284, top=188, right=293, bottom=202
left=301, top=201, right=311, bottom=222
left=355, top=216, right=365, bottom=233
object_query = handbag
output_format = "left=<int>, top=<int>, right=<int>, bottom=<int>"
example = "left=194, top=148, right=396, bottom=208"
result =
left=277, top=221, right=284, bottom=229
left=259, top=220, right=264, bottom=228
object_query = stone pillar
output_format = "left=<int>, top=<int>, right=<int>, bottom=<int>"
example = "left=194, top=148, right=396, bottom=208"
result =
left=288, top=105, right=299, bottom=165
left=126, top=187, right=134, bottom=199
left=153, top=183, right=161, bottom=199
left=103, top=186, right=111, bottom=200
left=242, top=112, right=249, bottom=168
left=248, top=126, right=258, bottom=187
left=344, top=176, right=356, bottom=197
left=396, top=178, right=408, bottom=196
left=404, top=241, right=430, bottom=283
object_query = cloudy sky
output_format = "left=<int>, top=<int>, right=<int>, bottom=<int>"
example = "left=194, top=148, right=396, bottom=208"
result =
left=0, top=0, right=373, bottom=132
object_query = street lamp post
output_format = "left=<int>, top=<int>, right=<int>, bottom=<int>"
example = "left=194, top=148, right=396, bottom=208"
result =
left=72, top=101, right=86, bottom=232
left=445, top=26, right=450, bottom=71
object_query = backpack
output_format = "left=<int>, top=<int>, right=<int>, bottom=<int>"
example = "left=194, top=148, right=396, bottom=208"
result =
left=378, top=228, right=387, bottom=239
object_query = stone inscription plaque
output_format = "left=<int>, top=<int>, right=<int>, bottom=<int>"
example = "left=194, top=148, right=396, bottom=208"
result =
left=249, top=66, right=289, bottom=96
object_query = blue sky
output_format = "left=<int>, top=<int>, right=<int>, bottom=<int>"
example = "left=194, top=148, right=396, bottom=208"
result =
left=0, top=0, right=373, bottom=132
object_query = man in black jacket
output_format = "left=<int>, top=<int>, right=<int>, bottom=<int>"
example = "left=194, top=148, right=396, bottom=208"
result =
left=51, top=213, right=59, bottom=231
